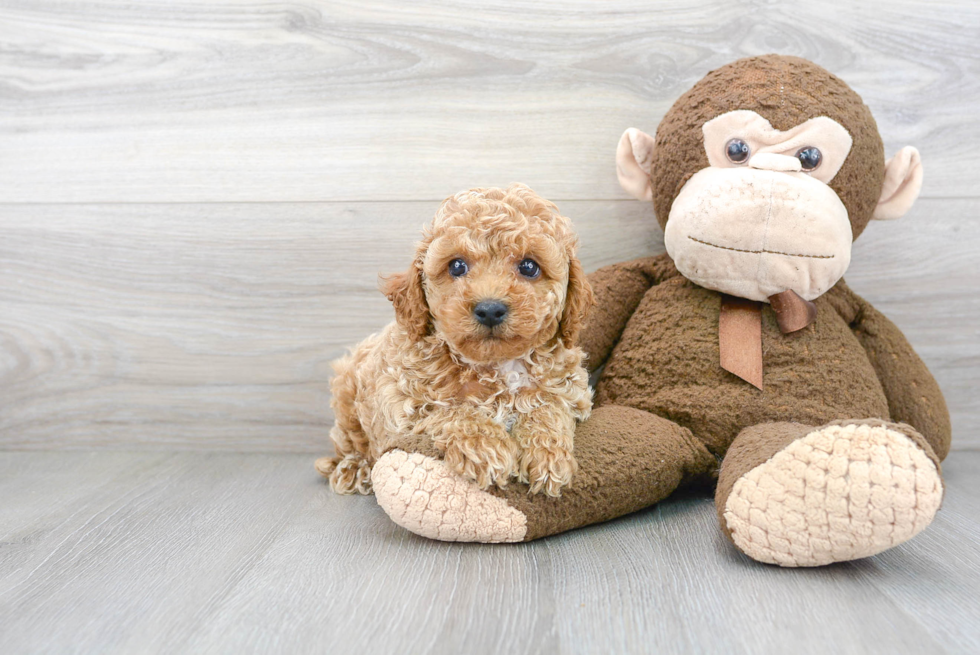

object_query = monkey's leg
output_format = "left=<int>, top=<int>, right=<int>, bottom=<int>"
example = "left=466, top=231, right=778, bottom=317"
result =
left=370, top=405, right=717, bottom=543
left=716, top=419, right=944, bottom=567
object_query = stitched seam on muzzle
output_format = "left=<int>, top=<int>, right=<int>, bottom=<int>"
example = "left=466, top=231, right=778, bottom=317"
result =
left=687, top=236, right=835, bottom=259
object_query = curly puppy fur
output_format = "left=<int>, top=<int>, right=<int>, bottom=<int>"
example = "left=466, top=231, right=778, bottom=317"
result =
left=316, top=184, right=595, bottom=497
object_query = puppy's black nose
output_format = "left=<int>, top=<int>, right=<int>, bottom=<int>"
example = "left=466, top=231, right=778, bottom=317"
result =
left=473, top=300, right=508, bottom=328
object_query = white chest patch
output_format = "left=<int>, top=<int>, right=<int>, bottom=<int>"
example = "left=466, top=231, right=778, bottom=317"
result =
left=497, top=359, right=532, bottom=393
left=492, top=359, right=534, bottom=433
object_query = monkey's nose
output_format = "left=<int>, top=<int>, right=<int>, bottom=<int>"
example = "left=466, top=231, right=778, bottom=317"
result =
left=473, top=300, right=509, bottom=328
left=748, top=152, right=802, bottom=172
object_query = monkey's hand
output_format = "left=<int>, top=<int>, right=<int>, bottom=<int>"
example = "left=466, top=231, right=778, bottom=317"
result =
left=826, top=280, right=951, bottom=460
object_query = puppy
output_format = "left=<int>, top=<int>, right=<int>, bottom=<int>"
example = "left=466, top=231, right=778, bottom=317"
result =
left=315, top=184, right=594, bottom=497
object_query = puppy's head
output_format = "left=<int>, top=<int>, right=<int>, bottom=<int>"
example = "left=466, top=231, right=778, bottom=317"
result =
left=382, top=184, right=593, bottom=363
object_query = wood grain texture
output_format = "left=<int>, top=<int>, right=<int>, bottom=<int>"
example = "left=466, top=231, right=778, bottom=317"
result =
left=1, top=0, right=978, bottom=202
left=0, top=200, right=661, bottom=450
left=2, top=198, right=975, bottom=451
left=1, top=450, right=978, bottom=654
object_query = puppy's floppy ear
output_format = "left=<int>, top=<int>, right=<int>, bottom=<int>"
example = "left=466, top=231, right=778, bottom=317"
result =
left=558, top=256, right=595, bottom=348
left=380, top=261, right=431, bottom=342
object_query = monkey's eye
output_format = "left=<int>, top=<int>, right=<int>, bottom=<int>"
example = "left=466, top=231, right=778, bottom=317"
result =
left=726, top=138, right=750, bottom=164
left=796, top=147, right=822, bottom=171
left=517, top=258, right=541, bottom=279
left=448, top=258, right=468, bottom=278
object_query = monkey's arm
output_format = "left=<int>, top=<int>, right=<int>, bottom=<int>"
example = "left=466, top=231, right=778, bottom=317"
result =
left=579, top=253, right=677, bottom=374
left=825, top=280, right=952, bottom=460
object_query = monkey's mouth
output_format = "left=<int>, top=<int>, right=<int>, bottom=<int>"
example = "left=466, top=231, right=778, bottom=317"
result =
left=688, top=236, right=835, bottom=260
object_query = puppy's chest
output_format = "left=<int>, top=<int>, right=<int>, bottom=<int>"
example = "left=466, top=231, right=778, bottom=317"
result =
left=459, top=360, right=535, bottom=432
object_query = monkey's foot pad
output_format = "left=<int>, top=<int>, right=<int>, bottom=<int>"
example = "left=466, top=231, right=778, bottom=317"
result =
left=723, top=423, right=943, bottom=567
left=373, top=450, right=527, bottom=543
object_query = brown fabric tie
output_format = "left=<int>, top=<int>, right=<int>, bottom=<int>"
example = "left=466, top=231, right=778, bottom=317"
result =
left=719, top=290, right=817, bottom=390
left=769, top=289, right=818, bottom=334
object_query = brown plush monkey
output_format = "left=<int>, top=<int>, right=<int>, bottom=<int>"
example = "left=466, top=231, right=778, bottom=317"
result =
left=368, top=55, right=951, bottom=567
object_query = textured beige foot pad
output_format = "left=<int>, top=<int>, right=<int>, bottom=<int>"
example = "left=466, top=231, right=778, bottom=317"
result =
left=723, top=423, right=943, bottom=567
left=373, top=450, right=528, bottom=543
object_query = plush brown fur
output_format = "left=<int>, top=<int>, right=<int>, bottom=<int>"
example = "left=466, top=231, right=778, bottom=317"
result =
left=316, top=184, right=594, bottom=497
left=565, top=57, right=949, bottom=550
left=586, top=256, right=950, bottom=460
left=581, top=55, right=949, bottom=464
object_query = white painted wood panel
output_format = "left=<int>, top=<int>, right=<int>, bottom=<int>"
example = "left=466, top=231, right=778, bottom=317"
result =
left=1, top=0, right=978, bottom=202
left=1, top=199, right=974, bottom=451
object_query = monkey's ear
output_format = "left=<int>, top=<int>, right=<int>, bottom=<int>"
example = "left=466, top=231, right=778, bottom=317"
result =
left=616, top=128, right=656, bottom=202
left=873, top=146, right=923, bottom=221
left=379, top=263, right=430, bottom=342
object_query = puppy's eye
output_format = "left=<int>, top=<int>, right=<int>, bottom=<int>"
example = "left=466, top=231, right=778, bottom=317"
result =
left=796, top=146, right=822, bottom=171
left=448, top=258, right=468, bottom=278
left=726, top=138, right=750, bottom=164
left=517, top=258, right=541, bottom=279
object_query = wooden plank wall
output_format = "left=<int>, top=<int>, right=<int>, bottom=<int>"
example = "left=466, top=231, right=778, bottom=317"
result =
left=1, top=0, right=977, bottom=451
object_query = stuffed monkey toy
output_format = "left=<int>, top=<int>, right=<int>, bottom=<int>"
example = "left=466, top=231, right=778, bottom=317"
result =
left=368, top=55, right=951, bottom=566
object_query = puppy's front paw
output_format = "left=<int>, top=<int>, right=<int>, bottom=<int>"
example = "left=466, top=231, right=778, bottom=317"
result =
left=520, top=446, right=578, bottom=497
left=442, top=432, right=520, bottom=491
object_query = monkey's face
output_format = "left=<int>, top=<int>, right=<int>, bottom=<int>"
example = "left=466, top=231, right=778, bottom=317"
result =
left=615, top=55, right=924, bottom=304
left=663, top=110, right=855, bottom=301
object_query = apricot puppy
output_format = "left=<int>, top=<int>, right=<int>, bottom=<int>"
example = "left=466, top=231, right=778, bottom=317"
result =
left=316, top=184, right=594, bottom=497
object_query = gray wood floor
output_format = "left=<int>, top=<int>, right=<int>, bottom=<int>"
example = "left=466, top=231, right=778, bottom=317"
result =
left=1, top=451, right=978, bottom=655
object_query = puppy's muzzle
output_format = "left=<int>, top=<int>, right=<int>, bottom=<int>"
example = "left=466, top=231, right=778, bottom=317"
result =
left=473, top=300, right=509, bottom=328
